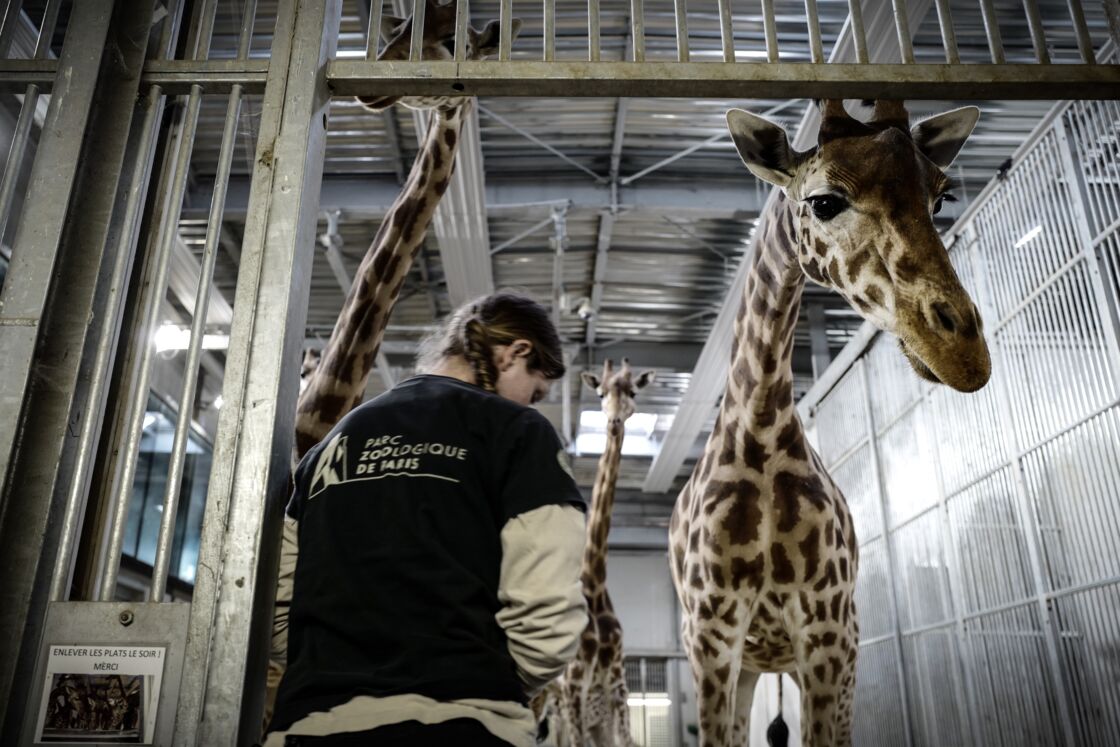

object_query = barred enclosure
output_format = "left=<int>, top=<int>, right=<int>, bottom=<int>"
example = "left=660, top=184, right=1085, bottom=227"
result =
left=0, top=0, right=1118, bottom=745
left=804, top=94, right=1120, bottom=746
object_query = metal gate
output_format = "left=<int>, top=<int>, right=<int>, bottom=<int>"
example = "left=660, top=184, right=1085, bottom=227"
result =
left=801, top=92, right=1120, bottom=746
left=0, top=0, right=1118, bottom=745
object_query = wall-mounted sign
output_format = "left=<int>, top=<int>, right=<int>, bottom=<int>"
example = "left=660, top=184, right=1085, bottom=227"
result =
left=32, top=645, right=166, bottom=744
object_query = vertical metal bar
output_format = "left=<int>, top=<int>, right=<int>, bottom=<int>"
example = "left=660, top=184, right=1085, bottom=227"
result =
left=0, top=0, right=155, bottom=735
left=630, top=0, right=645, bottom=62
left=34, top=0, right=62, bottom=58
left=150, top=87, right=243, bottom=602
left=543, top=0, right=555, bottom=61
left=0, top=0, right=25, bottom=58
left=185, top=0, right=219, bottom=59
left=673, top=0, right=689, bottom=62
left=1054, top=120, right=1120, bottom=391
left=1104, top=0, right=1120, bottom=52
left=588, top=0, right=601, bottom=61
left=971, top=198, right=1080, bottom=747
left=933, top=0, right=959, bottom=64
left=978, top=0, right=1005, bottom=64
left=847, top=0, right=869, bottom=64
left=500, top=0, right=513, bottom=60
left=890, top=0, right=914, bottom=64
left=236, top=0, right=258, bottom=59
left=454, top=0, right=468, bottom=62
left=48, top=85, right=166, bottom=604
left=859, top=359, right=916, bottom=747
left=99, top=87, right=204, bottom=600
left=804, top=0, right=823, bottom=63
left=409, top=0, right=425, bottom=61
left=367, top=0, right=383, bottom=58
left=174, top=0, right=341, bottom=740
left=1022, top=0, right=1051, bottom=63
left=0, top=86, right=38, bottom=243
left=0, top=0, right=114, bottom=610
left=761, top=0, right=778, bottom=62
left=718, top=0, right=735, bottom=62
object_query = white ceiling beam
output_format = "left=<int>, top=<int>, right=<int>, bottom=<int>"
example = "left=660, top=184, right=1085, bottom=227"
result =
left=189, top=173, right=770, bottom=222
left=423, top=105, right=494, bottom=306
left=642, top=0, right=937, bottom=493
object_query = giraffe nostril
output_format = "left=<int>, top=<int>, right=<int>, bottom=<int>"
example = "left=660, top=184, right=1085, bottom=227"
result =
left=931, top=301, right=957, bottom=334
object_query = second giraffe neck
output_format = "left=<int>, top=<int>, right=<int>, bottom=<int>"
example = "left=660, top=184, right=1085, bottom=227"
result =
left=722, top=194, right=805, bottom=436
left=583, top=418, right=623, bottom=587
left=293, top=105, right=466, bottom=460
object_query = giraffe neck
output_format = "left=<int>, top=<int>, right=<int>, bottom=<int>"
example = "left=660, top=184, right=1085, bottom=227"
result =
left=583, top=418, right=623, bottom=598
left=721, top=193, right=805, bottom=442
left=293, top=104, right=467, bottom=460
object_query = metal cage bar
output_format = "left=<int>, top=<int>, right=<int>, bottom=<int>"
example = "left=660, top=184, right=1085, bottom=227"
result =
left=500, top=0, right=513, bottom=61
left=805, top=0, right=824, bottom=63
left=630, top=0, right=645, bottom=62
left=1023, top=0, right=1052, bottom=63
left=367, top=0, right=383, bottom=58
left=762, top=0, right=779, bottom=62
left=673, top=0, right=689, bottom=62
left=588, top=0, right=601, bottom=62
left=934, top=0, right=960, bottom=64
left=979, top=0, right=1007, bottom=63
left=718, top=0, right=735, bottom=63
left=408, top=0, right=425, bottom=61
left=891, top=0, right=915, bottom=64
left=454, top=0, right=468, bottom=62
left=543, top=0, right=556, bottom=61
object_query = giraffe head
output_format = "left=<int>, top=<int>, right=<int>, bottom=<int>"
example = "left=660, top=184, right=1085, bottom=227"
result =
left=581, top=358, right=655, bottom=430
left=358, top=0, right=522, bottom=112
left=726, top=99, right=990, bottom=392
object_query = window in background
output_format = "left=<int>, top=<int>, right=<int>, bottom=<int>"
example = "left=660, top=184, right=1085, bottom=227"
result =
left=121, top=395, right=212, bottom=592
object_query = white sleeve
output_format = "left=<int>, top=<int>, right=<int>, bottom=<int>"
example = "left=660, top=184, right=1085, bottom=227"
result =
left=495, top=503, right=588, bottom=695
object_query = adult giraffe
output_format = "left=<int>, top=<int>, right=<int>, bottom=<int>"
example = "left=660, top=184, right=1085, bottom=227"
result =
left=669, top=99, right=989, bottom=746
left=293, top=0, right=522, bottom=460
left=543, top=359, right=654, bottom=746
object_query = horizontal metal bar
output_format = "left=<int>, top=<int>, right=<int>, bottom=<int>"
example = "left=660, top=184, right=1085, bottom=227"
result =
left=140, top=59, right=269, bottom=94
left=0, top=59, right=56, bottom=90
left=328, top=61, right=1120, bottom=100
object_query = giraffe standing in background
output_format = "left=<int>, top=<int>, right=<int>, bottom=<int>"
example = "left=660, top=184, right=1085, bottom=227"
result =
left=542, top=359, right=653, bottom=746
left=670, top=100, right=989, bottom=746
left=293, top=0, right=521, bottom=460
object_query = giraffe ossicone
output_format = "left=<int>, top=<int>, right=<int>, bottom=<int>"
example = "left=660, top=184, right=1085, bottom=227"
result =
left=671, top=99, right=988, bottom=747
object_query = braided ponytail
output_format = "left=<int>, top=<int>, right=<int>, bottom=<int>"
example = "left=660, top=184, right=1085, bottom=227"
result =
left=462, top=313, right=498, bottom=393
left=416, top=291, right=566, bottom=389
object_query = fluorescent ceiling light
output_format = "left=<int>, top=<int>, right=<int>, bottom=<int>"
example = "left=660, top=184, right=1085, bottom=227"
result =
left=1013, top=225, right=1042, bottom=249
left=627, top=696, right=672, bottom=707
left=154, top=323, right=230, bottom=353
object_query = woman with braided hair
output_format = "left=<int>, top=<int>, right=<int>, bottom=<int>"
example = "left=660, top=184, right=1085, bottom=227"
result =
left=267, top=291, right=587, bottom=746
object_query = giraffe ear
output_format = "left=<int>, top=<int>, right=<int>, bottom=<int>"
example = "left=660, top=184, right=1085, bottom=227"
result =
left=379, top=15, right=407, bottom=43
left=580, top=371, right=601, bottom=394
left=634, top=370, right=655, bottom=389
left=726, top=108, right=798, bottom=188
left=912, top=106, right=980, bottom=169
left=470, top=18, right=523, bottom=58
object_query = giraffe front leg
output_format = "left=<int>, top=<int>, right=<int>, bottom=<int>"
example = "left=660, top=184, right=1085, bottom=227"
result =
left=729, top=668, right=760, bottom=746
left=687, top=625, right=745, bottom=747
left=792, top=619, right=858, bottom=747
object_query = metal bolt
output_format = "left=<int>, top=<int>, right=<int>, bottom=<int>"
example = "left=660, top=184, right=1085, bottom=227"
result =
left=119, top=610, right=134, bottom=627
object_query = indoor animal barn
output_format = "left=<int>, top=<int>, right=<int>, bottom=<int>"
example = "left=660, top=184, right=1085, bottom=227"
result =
left=0, top=1, right=1117, bottom=745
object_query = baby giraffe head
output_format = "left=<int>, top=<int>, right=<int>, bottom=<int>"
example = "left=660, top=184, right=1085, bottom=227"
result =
left=581, top=358, right=655, bottom=431
left=358, top=0, right=522, bottom=112
left=726, top=99, right=991, bottom=393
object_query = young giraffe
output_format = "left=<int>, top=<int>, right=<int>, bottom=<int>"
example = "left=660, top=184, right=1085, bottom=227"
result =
left=546, top=358, right=654, bottom=746
left=293, top=0, right=521, bottom=460
left=669, top=100, right=990, bottom=746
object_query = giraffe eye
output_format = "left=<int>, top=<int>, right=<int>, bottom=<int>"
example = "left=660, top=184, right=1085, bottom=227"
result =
left=806, top=194, right=848, bottom=221
left=933, top=192, right=957, bottom=215
left=439, top=37, right=455, bottom=54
